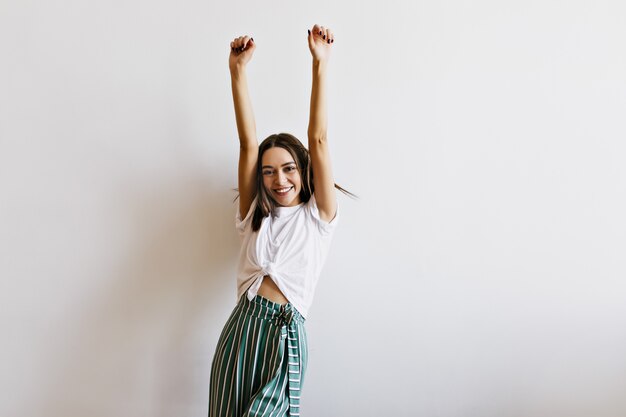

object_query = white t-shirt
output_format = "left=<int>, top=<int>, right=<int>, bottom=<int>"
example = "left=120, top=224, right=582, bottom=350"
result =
left=235, top=193, right=338, bottom=319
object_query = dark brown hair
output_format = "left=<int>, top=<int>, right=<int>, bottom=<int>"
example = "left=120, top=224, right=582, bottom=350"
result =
left=250, top=132, right=354, bottom=232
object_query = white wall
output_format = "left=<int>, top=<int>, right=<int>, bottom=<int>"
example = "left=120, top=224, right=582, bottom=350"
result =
left=2, top=1, right=625, bottom=416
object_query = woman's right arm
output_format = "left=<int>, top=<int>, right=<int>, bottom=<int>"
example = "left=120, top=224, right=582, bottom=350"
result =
left=229, top=35, right=257, bottom=218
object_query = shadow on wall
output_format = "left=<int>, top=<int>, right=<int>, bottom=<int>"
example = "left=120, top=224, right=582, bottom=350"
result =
left=31, top=176, right=240, bottom=417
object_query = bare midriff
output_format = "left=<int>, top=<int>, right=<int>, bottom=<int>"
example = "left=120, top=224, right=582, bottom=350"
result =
left=256, top=275, right=289, bottom=305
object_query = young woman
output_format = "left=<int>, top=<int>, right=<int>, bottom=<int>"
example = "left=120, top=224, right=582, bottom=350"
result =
left=208, top=24, right=344, bottom=417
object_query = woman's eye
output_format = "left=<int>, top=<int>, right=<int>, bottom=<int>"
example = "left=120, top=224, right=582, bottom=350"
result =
left=262, top=170, right=273, bottom=176
left=285, top=166, right=295, bottom=172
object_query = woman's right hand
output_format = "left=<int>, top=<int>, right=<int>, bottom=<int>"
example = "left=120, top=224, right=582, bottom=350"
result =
left=229, top=36, right=255, bottom=72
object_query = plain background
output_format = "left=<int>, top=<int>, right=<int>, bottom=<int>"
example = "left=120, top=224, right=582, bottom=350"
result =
left=2, top=1, right=625, bottom=416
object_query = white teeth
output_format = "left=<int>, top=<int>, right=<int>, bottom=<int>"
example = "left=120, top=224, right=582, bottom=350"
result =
left=275, top=187, right=292, bottom=193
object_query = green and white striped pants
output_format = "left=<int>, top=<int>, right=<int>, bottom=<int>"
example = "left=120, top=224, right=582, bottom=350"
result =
left=209, top=293, right=308, bottom=417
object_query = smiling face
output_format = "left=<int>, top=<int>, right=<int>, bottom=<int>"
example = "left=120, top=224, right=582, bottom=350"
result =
left=261, top=146, right=302, bottom=207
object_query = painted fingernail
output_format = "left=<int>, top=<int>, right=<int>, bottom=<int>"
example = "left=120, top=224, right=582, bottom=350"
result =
left=251, top=38, right=254, bottom=42
left=331, top=39, right=334, bottom=43
left=319, top=31, right=322, bottom=35
left=308, top=30, right=311, bottom=35
left=323, top=35, right=326, bottom=39
left=327, top=39, right=330, bottom=44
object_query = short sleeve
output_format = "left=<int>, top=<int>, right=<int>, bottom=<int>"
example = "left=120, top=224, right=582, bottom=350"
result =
left=307, top=193, right=339, bottom=236
left=235, top=196, right=257, bottom=234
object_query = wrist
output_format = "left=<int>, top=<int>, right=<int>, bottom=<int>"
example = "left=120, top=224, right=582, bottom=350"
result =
left=312, top=59, right=327, bottom=74
left=229, top=64, right=247, bottom=76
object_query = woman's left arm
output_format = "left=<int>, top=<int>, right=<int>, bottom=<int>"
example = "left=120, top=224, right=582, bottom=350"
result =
left=307, top=24, right=337, bottom=222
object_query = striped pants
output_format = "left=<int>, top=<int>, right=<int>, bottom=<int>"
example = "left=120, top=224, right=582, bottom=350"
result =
left=209, top=293, right=308, bottom=417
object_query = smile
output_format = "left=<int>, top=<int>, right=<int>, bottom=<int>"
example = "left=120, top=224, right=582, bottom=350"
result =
left=273, top=186, right=293, bottom=196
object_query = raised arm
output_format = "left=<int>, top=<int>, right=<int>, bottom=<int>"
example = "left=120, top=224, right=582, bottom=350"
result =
left=307, top=25, right=337, bottom=222
left=229, top=36, right=258, bottom=218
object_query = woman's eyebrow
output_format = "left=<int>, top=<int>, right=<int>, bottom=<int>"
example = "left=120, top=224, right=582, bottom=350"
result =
left=262, top=161, right=296, bottom=169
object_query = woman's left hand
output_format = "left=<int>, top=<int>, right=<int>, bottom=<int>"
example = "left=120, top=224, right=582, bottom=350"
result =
left=307, top=24, right=334, bottom=63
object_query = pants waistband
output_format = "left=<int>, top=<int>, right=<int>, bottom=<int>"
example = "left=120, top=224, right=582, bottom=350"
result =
left=238, top=293, right=306, bottom=326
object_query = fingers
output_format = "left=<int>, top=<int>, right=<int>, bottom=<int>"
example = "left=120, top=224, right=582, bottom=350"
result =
left=326, top=28, right=334, bottom=44
left=230, top=26, right=335, bottom=55
left=309, top=24, right=334, bottom=44
left=230, top=35, right=254, bottom=53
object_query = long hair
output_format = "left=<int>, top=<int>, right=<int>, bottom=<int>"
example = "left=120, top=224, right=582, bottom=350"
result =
left=251, top=133, right=355, bottom=232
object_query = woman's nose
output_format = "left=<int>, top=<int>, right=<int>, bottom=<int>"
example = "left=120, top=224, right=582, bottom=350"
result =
left=275, top=171, right=288, bottom=184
